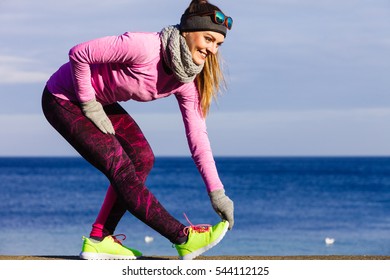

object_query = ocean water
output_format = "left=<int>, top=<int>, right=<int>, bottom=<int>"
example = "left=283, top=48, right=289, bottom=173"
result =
left=0, top=156, right=389, bottom=257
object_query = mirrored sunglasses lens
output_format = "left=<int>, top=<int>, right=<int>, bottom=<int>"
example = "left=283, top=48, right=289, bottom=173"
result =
left=226, top=17, right=233, bottom=29
left=214, top=11, right=225, bottom=24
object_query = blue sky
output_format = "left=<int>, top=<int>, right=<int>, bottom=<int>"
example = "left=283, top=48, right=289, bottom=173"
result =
left=0, top=0, right=389, bottom=156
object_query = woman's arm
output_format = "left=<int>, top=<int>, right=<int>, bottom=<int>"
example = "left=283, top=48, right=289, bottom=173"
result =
left=176, top=88, right=234, bottom=229
left=175, top=86, right=224, bottom=193
left=68, top=32, right=157, bottom=102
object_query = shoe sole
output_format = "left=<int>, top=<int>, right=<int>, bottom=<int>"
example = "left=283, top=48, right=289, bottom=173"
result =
left=79, top=252, right=139, bottom=260
left=180, top=221, right=229, bottom=260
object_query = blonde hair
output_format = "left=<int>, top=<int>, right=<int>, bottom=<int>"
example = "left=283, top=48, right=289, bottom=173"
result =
left=196, top=52, right=225, bottom=117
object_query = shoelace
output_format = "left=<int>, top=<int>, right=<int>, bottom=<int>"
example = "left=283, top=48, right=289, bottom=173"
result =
left=110, top=234, right=127, bottom=245
left=182, top=213, right=211, bottom=236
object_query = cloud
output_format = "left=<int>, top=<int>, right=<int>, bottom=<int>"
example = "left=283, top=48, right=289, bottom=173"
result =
left=0, top=55, right=49, bottom=84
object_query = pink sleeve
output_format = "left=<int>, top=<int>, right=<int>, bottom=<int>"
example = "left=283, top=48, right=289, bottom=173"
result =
left=176, top=86, right=224, bottom=193
left=68, top=32, right=157, bottom=102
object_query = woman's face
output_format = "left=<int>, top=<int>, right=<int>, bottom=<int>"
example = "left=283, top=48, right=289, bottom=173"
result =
left=183, top=31, right=225, bottom=65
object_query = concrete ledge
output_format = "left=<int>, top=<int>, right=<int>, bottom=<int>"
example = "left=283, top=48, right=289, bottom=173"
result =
left=1, top=255, right=390, bottom=260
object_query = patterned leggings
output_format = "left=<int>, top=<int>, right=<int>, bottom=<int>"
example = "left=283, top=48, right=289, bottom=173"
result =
left=41, top=87, right=186, bottom=243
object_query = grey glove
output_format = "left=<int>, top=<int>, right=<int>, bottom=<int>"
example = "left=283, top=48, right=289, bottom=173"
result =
left=209, top=189, right=234, bottom=230
left=81, top=99, right=115, bottom=135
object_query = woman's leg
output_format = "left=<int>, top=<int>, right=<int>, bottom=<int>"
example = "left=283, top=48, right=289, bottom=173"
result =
left=41, top=88, right=186, bottom=244
left=90, top=104, right=156, bottom=239
left=89, top=184, right=122, bottom=239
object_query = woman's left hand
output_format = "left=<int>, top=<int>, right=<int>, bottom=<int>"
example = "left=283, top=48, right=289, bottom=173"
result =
left=81, top=98, right=115, bottom=135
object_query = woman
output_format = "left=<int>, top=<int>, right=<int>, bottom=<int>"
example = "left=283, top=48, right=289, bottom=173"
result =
left=42, top=0, right=234, bottom=260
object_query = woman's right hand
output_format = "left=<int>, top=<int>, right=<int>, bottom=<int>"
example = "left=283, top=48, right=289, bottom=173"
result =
left=209, top=189, right=234, bottom=230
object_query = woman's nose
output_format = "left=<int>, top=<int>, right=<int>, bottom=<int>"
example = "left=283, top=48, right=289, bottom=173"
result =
left=207, top=43, right=218, bottom=54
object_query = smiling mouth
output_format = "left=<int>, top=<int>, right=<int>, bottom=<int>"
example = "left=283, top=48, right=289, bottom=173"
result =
left=198, top=50, right=207, bottom=59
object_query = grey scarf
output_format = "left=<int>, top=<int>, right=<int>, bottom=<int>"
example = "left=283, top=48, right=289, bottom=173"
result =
left=160, top=25, right=204, bottom=83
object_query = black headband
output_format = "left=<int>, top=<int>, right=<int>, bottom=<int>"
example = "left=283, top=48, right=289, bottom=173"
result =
left=179, top=13, right=227, bottom=37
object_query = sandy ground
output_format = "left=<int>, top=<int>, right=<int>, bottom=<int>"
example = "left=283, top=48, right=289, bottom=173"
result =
left=1, top=255, right=390, bottom=260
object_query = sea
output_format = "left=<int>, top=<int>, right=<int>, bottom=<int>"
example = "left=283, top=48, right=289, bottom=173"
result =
left=0, top=156, right=389, bottom=257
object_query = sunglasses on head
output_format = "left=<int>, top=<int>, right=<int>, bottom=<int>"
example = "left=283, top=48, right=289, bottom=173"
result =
left=186, top=10, right=233, bottom=30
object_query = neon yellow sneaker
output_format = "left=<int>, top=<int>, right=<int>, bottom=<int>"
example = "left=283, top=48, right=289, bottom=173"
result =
left=79, top=234, right=142, bottom=260
left=175, top=219, right=229, bottom=260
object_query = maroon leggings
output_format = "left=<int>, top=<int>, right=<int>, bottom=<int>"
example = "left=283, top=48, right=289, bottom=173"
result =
left=41, top=87, right=186, bottom=243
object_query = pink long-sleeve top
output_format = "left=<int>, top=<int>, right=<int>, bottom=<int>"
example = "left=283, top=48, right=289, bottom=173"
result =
left=46, top=31, right=223, bottom=193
